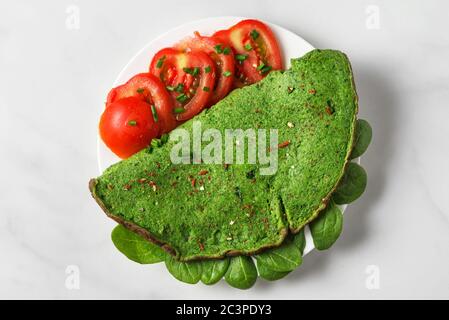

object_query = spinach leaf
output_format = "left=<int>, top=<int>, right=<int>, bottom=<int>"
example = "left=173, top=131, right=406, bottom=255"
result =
left=257, top=261, right=290, bottom=281
left=334, top=162, right=367, bottom=204
left=255, top=241, right=302, bottom=272
left=111, top=225, right=166, bottom=264
left=201, top=258, right=230, bottom=285
left=350, top=119, right=372, bottom=159
left=293, top=229, right=306, bottom=255
left=225, top=256, right=257, bottom=289
left=310, top=200, right=343, bottom=250
left=165, top=255, right=202, bottom=284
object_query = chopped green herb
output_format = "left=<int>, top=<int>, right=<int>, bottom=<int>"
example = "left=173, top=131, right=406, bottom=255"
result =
left=203, top=86, right=210, bottom=92
left=136, top=88, right=145, bottom=94
left=175, top=83, right=184, bottom=93
left=127, top=120, right=137, bottom=126
left=260, top=65, right=272, bottom=74
left=250, top=29, right=260, bottom=40
left=204, top=66, right=211, bottom=73
left=244, top=43, right=252, bottom=51
left=151, top=139, right=161, bottom=148
left=156, top=55, right=165, bottom=68
left=214, top=44, right=223, bottom=54
left=192, top=67, right=200, bottom=76
left=166, top=85, right=175, bottom=92
left=223, top=47, right=231, bottom=55
left=176, top=94, right=188, bottom=103
left=151, top=105, right=158, bottom=122
left=183, top=67, right=193, bottom=74
left=174, top=107, right=185, bottom=114
left=257, top=63, right=266, bottom=71
left=235, top=54, right=248, bottom=61
left=160, top=133, right=169, bottom=144
left=223, top=71, right=232, bottom=77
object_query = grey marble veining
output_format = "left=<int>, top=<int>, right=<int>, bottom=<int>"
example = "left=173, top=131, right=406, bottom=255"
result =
left=0, top=0, right=448, bottom=299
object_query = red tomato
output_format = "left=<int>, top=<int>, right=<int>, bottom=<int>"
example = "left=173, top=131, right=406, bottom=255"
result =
left=176, top=32, right=235, bottom=106
left=149, top=48, right=216, bottom=121
left=99, top=97, right=160, bottom=159
left=106, top=73, right=177, bottom=133
left=213, top=19, right=283, bottom=86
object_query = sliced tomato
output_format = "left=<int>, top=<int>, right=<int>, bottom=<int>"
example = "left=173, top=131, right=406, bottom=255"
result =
left=149, top=48, right=216, bottom=121
left=106, top=73, right=177, bottom=133
left=100, top=97, right=160, bottom=159
left=213, top=19, right=283, bottom=86
left=176, top=32, right=235, bottom=106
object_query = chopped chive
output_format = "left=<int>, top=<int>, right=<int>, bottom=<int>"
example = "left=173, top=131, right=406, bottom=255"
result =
left=160, top=133, right=169, bottom=144
left=127, top=120, right=137, bottom=126
left=156, top=55, right=165, bottom=68
left=176, top=93, right=188, bottom=102
left=175, top=83, right=184, bottom=93
left=244, top=43, right=252, bottom=51
left=257, top=62, right=266, bottom=71
left=204, top=65, right=211, bottom=73
left=235, top=54, right=248, bottom=61
left=250, top=29, right=260, bottom=40
left=174, top=107, right=185, bottom=114
left=203, top=86, right=210, bottom=92
left=192, top=67, right=200, bottom=76
left=183, top=67, right=193, bottom=74
left=136, top=88, right=145, bottom=94
left=260, top=65, right=272, bottom=74
left=223, top=71, right=232, bottom=77
left=151, top=105, right=158, bottom=122
left=151, top=139, right=161, bottom=148
left=223, top=47, right=231, bottom=55
left=214, top=44, right=223, bottom=54
left=166, top=85, right=175, bottom=92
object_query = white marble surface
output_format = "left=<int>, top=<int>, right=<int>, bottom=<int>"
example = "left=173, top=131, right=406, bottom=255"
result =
left=1, top=0, right=448, bottom=299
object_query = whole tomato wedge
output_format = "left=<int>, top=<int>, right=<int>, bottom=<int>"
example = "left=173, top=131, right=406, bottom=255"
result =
left=213, top=19, right=283, bottom=86
left=106, top=73, right=177, bottom=133
left=149, top=48, right=216, bottom=121
left=176, top=32, right=235, bottom=106
left=100, top=97, right=160, bottom=159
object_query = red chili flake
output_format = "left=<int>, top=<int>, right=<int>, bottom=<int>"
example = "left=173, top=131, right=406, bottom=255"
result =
left=147, top=171, right=157, bottom=177
left=207, top=176, right=211, bottom=181
left=138, top=178, right=147, bottom=184
left=278, top=140, right=291, bottom=149
left=223, top=163, right=230, bottom=170
left=197, top=240, right=205, bottom=251
left=325, top=106, right=333, bottom=115
left=156, top=162, right=161, bottom=169
left=171, top=181, right=177, bottom=188
left=170, top=167, right=177, bottom=173
left=308, top=89, right=316, bottom=95
left=254, top=108, right=261, bottom=113
left=199, top=170, right=208, bottom=176
left=190, top=176, right=196, bottom=188
left=123, top=184, right=132, bottom=191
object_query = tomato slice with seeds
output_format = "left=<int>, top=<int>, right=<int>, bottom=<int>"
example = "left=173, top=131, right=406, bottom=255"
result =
left=176, top=32, right=235, bottom=106
left=106, top=73, right=177, bottom=133
left=149, top=48, right=216, bottom=121
left=100, top=97, right=160, bottom=159
left=213, top=19, right=283, bottom=86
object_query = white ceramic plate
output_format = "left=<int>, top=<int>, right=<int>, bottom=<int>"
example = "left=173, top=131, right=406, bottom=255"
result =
left=97, top=16, right=350, bottom=256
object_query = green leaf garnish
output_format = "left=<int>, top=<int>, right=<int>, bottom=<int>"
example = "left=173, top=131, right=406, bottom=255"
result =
left=225, top=256, right=257, bottom=289
left=151, top=105, right=158, bottom=122
left=176, top=93, right=188, bottom=102
left=127, top=120, right=137, bottom=126
left=333, top=162, right=367, bottom=204
left=236, top=54, right=248, bottom=61
left=201, top=258, right=230, bottom=285
left=174, top=107, right=185, bottom=114
left=222, top=47, right=231, bottom=55
left=310, top=200, right=343, bottom=250
left=204, top=66, right=211, bottom=73
left=223, top=71, right=232, bottom=77
left=165, top=255, right=202, bottom=284
left=214, top=44, right=223, bottom=54
left=156, top=55, right=165, bottom=68
left=244, top=43, right=252, bottom=51
left=350, top=119, right=372, bottom=159
left=111, top=225, right=166, bottom=264
left=255, top=241, right=302, bottom=272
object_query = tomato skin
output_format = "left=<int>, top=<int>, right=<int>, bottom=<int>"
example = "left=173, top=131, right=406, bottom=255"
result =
left=100, top=97, right=160, bottom=159
left=213, top=19, right=283, bottom=85
left=106, top=73, right=177, bottom=134
left=150, top=48, right=216, bottom=121
left=176, top=32, right=235, bottom=106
